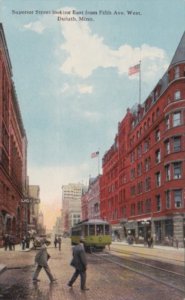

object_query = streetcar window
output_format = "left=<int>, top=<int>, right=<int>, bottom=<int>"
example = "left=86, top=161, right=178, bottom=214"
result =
left=89, top=224, right=95, bottom=235
left=105, top=225, right=110, bottom=235
left=96, top=224, right=104, bottom=235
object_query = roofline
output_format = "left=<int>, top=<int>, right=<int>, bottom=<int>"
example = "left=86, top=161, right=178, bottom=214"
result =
left=0, top=23, right=12, bottom=77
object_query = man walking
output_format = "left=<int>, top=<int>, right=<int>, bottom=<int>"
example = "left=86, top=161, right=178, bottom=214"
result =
left=68, top=239, right=89, bottom=291
left=58, top=236, right=62, bottom=251
left=33, top=243, right=56, bottom=283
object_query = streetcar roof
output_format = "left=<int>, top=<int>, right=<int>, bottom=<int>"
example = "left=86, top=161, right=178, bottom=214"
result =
left=72, top=219, right=110, bottom=227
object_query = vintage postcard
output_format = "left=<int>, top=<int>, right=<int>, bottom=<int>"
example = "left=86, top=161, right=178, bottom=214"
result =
left=0, top=0, right=185, bottom=299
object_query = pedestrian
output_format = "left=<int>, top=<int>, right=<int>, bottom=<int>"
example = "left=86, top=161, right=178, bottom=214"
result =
left=32, top=243, right=56, bottom=283
left=3, top=234, right=9, bottom=251
left=58, top=236, right=62, bottom=251
left=22, top=236, right=26, bottom=250
left=147, top=235, right=153, bottom=248
left=54, top=237, right=58, bottom=248
left=68, top=239, right=89, bottom=291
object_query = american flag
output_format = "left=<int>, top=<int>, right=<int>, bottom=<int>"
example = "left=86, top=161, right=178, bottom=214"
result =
left=128, top=63, right=140, bottom=76
left=91, top=151, right=99, bottom=158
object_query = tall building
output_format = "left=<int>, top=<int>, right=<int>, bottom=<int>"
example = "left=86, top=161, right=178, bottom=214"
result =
left=0, top=24, right=28, bottom=243
left=100, top=32, right=185, bottom=247
left=61, top=183, right=86, bottom=235
left=28, top=185, right=40, bottom=234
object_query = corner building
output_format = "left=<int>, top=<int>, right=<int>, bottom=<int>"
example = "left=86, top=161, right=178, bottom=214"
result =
left=0, top=24, right=28, bottom=243
left=100, top=32, right=185, bottom=247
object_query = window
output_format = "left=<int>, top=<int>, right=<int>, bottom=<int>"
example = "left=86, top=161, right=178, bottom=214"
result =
left=173, top=136, right=181, bottom=152
left=156, top=195, right=161, bottom=212
left=156, top=172, right=161, bottom=187
left=174, top=66, right=180, bottom=79
left=130, top=168, right=135, bottom=180
left=137, top=182, right=143, bottom=194
left=165, top=164, right=170, bottom=181
left=165, top=116, right=170, bottom=130
left=164, top=140, right=170, bottom=155
left=145, top=177, right=151, bottom=191
left=155, top=129, right=160, bottom=141
left=144, top=138, right=150, bottom=152
left=155, top=149, right=161, bottom=163
left=173, top=162, right=182, bottom=179
left=145, top=198, right=151, bottom=213
left=137, top=201, right=143, bottom=214
left=173, top=112, right=181, bottom=127
left=137, top=162, right=142, bottom=176
left=174, top=90, right=181, bottom=100
left=145, top=157, right=151, bottom=172
left=131, top=203, right=135, bottom=216
left=174, top=190, right=182, bottom=208
left=137, top=144, right=142, bottom=158
left=130, top=186, right=136, bottom=196
left=152, top=112, right=155, bottom=123
left=156, top=107, right=160, bottom=117
left=130, top=151, right=135, bottom=163
left=165, top=191, right=171, bottom=209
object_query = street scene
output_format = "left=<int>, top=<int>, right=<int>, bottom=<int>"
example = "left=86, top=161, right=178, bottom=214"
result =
left=0, top=239, right=184, bottom=300
left=1, top=0, right=185, bottom=299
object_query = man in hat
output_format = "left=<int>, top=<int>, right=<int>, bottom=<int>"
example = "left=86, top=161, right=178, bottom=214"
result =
left=33, top=243, right=56, bottom=283
left=68, top=239, right=89, bottom=291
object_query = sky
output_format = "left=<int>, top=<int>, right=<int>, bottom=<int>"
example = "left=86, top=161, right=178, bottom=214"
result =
left=0, top=0, right=185, bottom=229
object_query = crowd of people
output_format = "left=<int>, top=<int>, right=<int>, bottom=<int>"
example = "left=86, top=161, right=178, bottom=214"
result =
left=2, top=234, right=16, bottom=251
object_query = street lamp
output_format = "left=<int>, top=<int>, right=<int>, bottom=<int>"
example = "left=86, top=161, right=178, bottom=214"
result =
left=141, top=220, right=150, bottom=245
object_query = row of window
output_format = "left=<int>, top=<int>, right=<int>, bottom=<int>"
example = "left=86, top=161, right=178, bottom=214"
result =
left=130, top=108, right=183, bottom=151
left=130, top=134, right=182, bottom=168
left=130, top=161, right=183, bottom=195
left=130, top=189, right=183, bottom=217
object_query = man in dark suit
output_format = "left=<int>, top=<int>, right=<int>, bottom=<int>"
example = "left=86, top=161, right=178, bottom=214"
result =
left=68, top=239, right=89, bottom=291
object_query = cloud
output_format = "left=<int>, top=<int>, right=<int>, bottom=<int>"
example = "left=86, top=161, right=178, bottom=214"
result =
left=59, top=20, right=169, bottom=82
left=77, top=84, right=93, bottom=94
left=23, top=8, right=169, bottom=83
left=23, top=21, right=46, bottom=34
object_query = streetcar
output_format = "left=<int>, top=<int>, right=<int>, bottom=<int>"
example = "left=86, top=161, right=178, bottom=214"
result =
left=70, top=219, right=111, bottom=252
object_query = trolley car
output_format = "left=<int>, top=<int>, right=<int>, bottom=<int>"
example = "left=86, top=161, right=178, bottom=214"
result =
left=70, top=219, right=111, bottom=252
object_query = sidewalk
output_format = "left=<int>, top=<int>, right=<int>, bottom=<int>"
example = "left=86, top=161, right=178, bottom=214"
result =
left=112, top=240, right=185, bottom=252
left=0, top=244, right=32, bottom=274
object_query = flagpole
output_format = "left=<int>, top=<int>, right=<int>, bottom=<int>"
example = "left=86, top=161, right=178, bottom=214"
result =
left=139, top=60, right=141, bottom=104
left=98, top=151, right=100, bottom=175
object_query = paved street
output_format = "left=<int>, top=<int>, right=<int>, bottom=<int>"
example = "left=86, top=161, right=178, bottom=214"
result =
left=0, top=239, right=184, bottom=300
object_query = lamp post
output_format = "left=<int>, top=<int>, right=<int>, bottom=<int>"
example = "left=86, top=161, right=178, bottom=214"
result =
left=141, top=220, right=150, bottom=246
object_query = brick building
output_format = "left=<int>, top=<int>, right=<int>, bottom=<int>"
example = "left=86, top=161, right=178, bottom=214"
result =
left=0, top=24, right=28, bottom=243
left=100, top=32, right=185, bottom=246
left=81, top=176, right=101, bottom=221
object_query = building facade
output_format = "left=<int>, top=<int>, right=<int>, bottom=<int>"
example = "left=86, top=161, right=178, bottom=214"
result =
left=81, top=176, right=101, bottom=221
left=100, top=32, right=185, bottom=247
left=61, top=183, right=86, bottom=235
left=28, top=185, right=40, bottom=234
left=0, top=24, right=28, bottom=244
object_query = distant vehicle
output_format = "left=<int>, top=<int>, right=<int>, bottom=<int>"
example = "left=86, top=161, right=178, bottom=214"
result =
left=33, top=235, right=51, bottom=249
left=70, top=219, right=111, bottom=252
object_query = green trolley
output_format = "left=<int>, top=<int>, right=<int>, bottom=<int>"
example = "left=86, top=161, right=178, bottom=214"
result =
left=71, top=219, right=111, bottom=252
